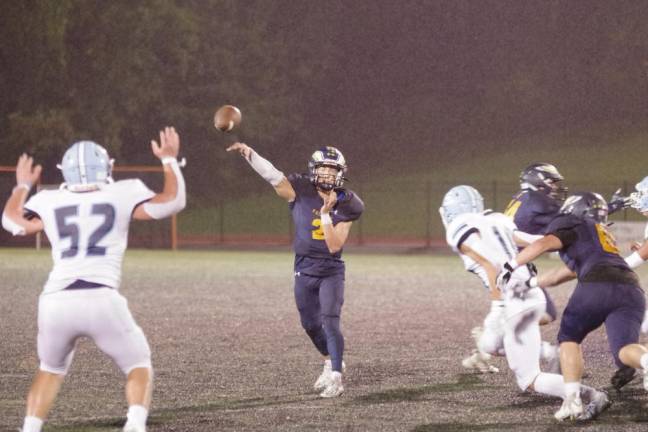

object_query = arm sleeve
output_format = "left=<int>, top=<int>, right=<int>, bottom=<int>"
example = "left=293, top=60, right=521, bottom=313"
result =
left=141, top=160, right=186, bottom=219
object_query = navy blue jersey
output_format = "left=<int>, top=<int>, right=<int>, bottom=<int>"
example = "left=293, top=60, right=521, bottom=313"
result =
left=288, top=174, right=364, bottom=276
left=546, top=214, right=636, bottom=282
left=504, top=190, right=561, bottom=235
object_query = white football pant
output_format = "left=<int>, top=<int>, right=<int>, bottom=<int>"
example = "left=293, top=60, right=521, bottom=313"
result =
left=503, top=287, right=546, bottom=390
left=37, top=288, right=151, bottom=375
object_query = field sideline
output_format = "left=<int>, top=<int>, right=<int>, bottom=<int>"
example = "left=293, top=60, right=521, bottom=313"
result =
left=2, top=248, right=648, bottom=431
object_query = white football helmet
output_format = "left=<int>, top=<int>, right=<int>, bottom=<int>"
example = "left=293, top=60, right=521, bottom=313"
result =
left=439, top=185, right=484, bottom=227
left=58, top=141, right=114, bottom=192
left=630, top=176, right=648, bottom=212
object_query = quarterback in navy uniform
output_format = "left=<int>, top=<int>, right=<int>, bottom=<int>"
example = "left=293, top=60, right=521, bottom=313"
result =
left=497, top=192, right=648, bottom=421
left=227, top=142, right=363, bottom=398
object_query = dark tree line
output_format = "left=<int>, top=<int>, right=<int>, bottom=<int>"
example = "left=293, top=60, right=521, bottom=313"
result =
left=0, top=1, right=337, bottom=198
left=1, top=1, right=647, bottom=197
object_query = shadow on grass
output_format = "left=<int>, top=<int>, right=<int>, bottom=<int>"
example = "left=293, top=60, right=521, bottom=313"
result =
left=45, top=394, right=317, bottom=431
left=347, top=373, right=491, bottom=406
left=411, top=422, right=524, bottom=432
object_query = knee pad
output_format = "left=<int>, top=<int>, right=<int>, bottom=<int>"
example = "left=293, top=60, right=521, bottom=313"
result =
left=514, top=367, right=540, bottom=391
left=322, top=315, right=341, bottom=333
left=477, top=328, right=504, bottom=356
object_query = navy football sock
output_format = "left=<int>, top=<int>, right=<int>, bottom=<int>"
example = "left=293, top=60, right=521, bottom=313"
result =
left=323, top=315, right=344, bottom=372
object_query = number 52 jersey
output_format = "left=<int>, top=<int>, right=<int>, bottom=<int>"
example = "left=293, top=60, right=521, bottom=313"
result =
left=24, top=179, right=155, bottom=294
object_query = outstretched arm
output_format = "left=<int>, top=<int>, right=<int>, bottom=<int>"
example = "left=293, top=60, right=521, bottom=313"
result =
left=2, top=154, right=44, bottom=236
left=226, top=142, right=295, bottom=202
left=133, top=127, right=187, bottom=220
left=537, top=264, right=576, bottom=287
left=511, top=234, right=563, bottom=268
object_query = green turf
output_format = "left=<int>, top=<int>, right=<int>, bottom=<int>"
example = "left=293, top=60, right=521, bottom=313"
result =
left=4, top=248, right=648, bottom=431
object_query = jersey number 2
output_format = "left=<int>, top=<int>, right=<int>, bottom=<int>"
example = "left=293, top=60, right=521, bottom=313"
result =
left=312, top=218, right=325, bottom=240
left=55, top=204, right=116, bottom=258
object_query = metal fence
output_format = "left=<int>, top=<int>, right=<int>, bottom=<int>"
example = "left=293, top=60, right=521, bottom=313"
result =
left=0, top=169, right=642, bottom=250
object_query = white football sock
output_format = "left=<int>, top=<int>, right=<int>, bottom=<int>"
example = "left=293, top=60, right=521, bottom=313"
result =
left=564, top=381, right=581, bottom=400
left=533, top=372, right=564, bottom=398
left=126, top=404, right=148, bottom=427
left=22, top=416, right=43, bottom=432
left=640, top=353, right=648, bottom=370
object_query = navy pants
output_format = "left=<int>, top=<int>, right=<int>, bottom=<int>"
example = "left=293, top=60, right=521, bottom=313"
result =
left=294, top=272, right=345, bottom=372
left=558, top=281, right=645, bottom=368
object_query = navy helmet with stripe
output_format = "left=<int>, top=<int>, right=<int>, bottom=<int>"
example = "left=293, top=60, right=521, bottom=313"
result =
left=440, top=185, right=484, bottom=227
left=58, top=141, right=113, bottom=191
left=559, top=192, right=608, bottom=223
left=308, top=146, right=347, bottom=191
left=520, top=162, right=568, bottom=202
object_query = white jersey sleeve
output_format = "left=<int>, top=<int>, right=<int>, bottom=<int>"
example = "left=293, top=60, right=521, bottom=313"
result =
left=114, top=179, right=156, bottom=212
left=24, top=189, right=50, bottom=218
left=30, top=180, right=155, bottom=294
left=445, top=213, right=479, bottom=252
left=644, top=222, right=648, bottom=240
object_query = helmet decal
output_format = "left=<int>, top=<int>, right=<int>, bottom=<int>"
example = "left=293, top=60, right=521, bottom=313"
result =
left=308, top=146, right=347, bottom=191
left=559, top=192, right=608, bottom=223
left=519, top=162, right=568, bottom=202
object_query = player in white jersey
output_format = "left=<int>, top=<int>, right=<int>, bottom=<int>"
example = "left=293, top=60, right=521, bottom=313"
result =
left=625, top=176, right=648, bottom=271
left=2, top=127, right=186, bottom=432
left=441, top=186, right=609, bottom=420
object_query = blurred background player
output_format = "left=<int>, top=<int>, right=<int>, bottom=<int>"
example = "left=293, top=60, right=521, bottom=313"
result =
left=625, top=176, right=648, bottom=269
left=503, top=163, right=567, bottom=327
left=440, top=186, right=607, bottom=419
left=498, top=192, right=647, bottom=421
left=226, top=142, right=364, bottom=398
left=612, top=176, right=648, bottom=388
left=2, top=127, right=186, bottom=432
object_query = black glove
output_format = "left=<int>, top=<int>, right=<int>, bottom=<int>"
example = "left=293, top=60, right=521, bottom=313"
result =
left=496, top=261, right=515, bottom=289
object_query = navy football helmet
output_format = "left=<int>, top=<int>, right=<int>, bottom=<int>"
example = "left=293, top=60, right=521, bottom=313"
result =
left=520, top=163, right=568, bottom=201
left=308, top=146, right=347, bottom=191
left=559, top=192, right=608, bottom=223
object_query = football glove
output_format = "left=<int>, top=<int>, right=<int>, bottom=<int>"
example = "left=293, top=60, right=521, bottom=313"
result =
left=608, top=188, right=632, bottom=214
left=495, top=261, right=515, bottom=290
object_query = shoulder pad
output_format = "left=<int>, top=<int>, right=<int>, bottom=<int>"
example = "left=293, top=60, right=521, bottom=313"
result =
left=446, top=213, right=478, bottom=250
left=335, top=189, right=364, bottom=221
left=546, top=213, right=581, bottom=233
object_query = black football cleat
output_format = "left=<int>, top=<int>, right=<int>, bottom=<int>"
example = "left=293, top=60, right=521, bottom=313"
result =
left=611, top=365, right=636, bottom=391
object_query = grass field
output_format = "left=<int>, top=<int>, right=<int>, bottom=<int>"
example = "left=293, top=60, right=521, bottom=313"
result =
left=3, top=248, right=648, bottom=431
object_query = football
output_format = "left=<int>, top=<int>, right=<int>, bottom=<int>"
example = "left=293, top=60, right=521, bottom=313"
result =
left=214, top=105, right=242, bottom=132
